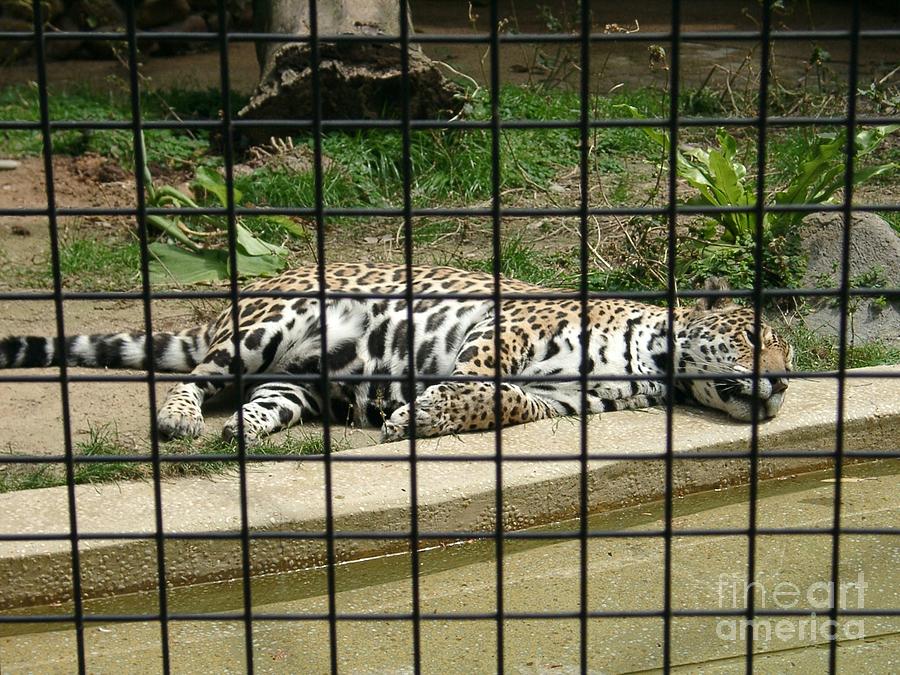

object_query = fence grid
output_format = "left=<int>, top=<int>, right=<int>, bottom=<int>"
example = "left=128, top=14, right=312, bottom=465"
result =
left=0, top=0, right=898, bottom=672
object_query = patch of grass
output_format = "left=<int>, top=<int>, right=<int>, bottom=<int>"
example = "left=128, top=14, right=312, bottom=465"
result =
left=57, top=238, right=143, bottom=290
left=779, top=321, right=900, bottom=371
left=880, top=211, right=900, bottom=236
left=0, top=425, right=341, bottom=494
left=0, top=237, right=143, bottom=291
left=412, top=219, right=460, bottom=244
left=0, top=83, right=227, bottom=168
left=235, top=161, right=363, bottom=211
left=454, top=236, right=573, bottom=288
left=236, top=86, right=666, bottom=212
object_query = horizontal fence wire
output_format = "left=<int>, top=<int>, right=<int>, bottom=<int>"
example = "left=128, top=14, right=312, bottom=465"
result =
left=2, top=28, right=900, bottom=43
left=1, top=526, right=899, bottom=545
left=1, top=0, right=898, bottom=672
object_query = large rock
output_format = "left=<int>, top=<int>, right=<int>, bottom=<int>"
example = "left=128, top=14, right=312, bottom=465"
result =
left=800, top=211, right=900, bottom=346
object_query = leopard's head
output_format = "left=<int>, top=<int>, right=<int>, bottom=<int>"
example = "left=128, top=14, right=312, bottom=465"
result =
left=677, top=278, right=794, bottom=421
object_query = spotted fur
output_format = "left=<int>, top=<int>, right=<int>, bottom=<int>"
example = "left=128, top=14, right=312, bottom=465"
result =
left=0, top=264, right=793, bottom=443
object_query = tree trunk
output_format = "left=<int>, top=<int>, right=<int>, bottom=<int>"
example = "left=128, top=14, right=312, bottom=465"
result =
left=239, top=0, right=461, bottom=140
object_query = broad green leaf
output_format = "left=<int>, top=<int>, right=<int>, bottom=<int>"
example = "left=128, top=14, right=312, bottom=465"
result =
left=677, top=160, right=716, bottom=191
left=852, top=162, right=898, bottom=186
left=235, top=223, right=287, bottom=257
left=193, top=165, right=243, bottom=206
left=855, top=124, right=899, bottom=155
left=232, top=251, right=286, bottom=278
left=614, top=104, right=669, bottom=148
left=707, top=150, right=744, bottom=204
left=265, top=215, right=309, bottom=239
left=148, top=243, right=228, bottom=284
left=154, top=185, right=202, bottom=209
left=716, top=128, right=738, bottom=161
left=146, top=214, right=201, bottom=251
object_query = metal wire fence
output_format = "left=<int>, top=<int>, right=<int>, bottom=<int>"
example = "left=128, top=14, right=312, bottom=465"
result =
left=0, top=0, right=898, bottom=672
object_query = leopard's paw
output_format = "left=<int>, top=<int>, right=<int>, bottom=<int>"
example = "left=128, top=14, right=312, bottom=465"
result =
left=157, top=404, right=205, bottom=440
left=380, top=405, right=409, bottom=442
left=381, top=404, right=441, bottom=442
left=221, top=413, right=264, bottom=445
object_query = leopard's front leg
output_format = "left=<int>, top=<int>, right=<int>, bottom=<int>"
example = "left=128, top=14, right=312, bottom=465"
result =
left=380, top=381, right=561, bottom=441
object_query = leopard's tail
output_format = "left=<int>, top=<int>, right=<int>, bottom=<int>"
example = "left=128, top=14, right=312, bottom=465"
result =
left=0, top=326, right=210, bottom=372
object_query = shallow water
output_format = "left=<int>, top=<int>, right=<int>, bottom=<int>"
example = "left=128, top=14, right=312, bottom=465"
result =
left=2, top=460, right=898, bottom=672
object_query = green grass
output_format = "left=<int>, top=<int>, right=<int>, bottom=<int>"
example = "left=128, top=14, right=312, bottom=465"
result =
left=2, top=238, right=143, bottom=291
left=453, top=236, right=571, bottom=288
left=57, top=238, right=143, bottom=290
left=234, top=86, right=665, bottom=211
left=412, top=219, right=460, bottom=244
left=0, top=426, right=339, bottom=494
left=880, top=211, right=900, bottom=236
left=778, top=321, right=900, bottom=372
left=0, top=83, right=235, bottom=168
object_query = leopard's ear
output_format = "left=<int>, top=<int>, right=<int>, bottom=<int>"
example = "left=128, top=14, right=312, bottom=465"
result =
left=695, top=277, right=734, bottom=311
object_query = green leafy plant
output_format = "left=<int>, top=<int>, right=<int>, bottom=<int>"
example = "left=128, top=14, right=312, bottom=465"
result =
left=770, top=125, right=899, bottom=231
left=624, top=109, right=898, bottom=240
left=138, top=135, right=301, bottom=284
left=619, top=106, right=899, bottom=288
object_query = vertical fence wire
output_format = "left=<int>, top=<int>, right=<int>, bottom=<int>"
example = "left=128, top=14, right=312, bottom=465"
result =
left=306, top=1, right=340, bottom=671
left=398, top=0, right=424, bottom=668
left=576, top=0, right=592, bottom=670
left=28, top=1, right=87, bottom=670
left=744, top=0, right=774, bottom=668
left=662, top=0, right=683, bottom=668
left=215, top=0, right=255, bottom=668
left=830, top=1, right=863, bottom=671
left=488, top=1, right=506, bottom=669
left=122, top=3, right=171, bottom=671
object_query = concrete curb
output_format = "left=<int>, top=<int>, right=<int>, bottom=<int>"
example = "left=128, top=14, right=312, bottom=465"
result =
left=1, top=367, right=898, bottom=608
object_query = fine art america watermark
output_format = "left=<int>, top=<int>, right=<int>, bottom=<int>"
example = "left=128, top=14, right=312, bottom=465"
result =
left=715, top=572, right=867, bottom=643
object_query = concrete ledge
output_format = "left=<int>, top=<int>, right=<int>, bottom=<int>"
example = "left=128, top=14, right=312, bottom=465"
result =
left=1, top=366, right=898, bottom=608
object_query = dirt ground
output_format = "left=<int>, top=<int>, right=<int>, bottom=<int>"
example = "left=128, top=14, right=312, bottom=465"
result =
left=1, top=0, right=898, bottom=457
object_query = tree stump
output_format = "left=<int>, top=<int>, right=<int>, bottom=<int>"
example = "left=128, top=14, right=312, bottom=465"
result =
left=239, top=0, right=462, bottom=141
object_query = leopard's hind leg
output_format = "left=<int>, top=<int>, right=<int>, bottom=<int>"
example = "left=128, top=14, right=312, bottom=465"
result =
left=381, top=380, right=562, bottom=441
left=158, top=323, right=289, bottom=440
left=221, top=381, right=325, bottom=443
left=380, top=318, right=563, bottom=441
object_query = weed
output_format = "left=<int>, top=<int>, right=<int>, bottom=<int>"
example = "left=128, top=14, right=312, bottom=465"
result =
left=778, top=321, right=900, bottom=371
left=455, top=236, right=570, bottom=287
left=0, top=425, right=342, bottom=494
left=139, top=145, right=306, bottom=284
left=618, top=108, right=898, bottom=289
left=0, top=83, right=217, bottom=169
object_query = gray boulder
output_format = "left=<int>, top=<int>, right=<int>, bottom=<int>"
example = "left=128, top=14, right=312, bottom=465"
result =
left=800, top=211, right=900, bottom=347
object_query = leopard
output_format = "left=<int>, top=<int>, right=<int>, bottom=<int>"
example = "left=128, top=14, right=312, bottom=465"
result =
left=0, top=263, right=793, bottom=444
